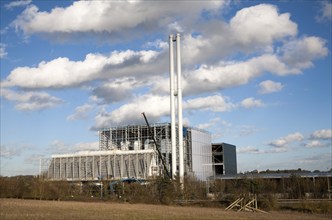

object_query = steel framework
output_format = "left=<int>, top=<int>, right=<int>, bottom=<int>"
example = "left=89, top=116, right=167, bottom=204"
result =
left=40, top=150, right=157, bottom=181
left=41, top=123, right=213, bottom=181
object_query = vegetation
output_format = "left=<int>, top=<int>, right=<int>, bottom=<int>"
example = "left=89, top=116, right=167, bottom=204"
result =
left=0, top=175, right=205, bottom=204
left=0, top=171, right=331, bottom=214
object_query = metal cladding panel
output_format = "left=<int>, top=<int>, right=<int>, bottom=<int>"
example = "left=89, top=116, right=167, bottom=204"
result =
left=223, top=143, right=237, bottom=175
left=190, top=129, right=213, bottom=181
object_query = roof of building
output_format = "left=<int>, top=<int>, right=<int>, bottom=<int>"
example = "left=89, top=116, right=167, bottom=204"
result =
left=210, top=172, right=332, bottom=180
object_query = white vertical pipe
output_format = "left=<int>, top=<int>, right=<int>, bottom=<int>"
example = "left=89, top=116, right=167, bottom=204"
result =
left=169, top=35, right=177, bottom=179
left=176, top=33, right=184, bottom=184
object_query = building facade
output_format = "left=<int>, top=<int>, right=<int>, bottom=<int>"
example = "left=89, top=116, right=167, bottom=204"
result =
left=41, top=123, right=213, bottom=181
left=212, top=143, right=237, bottom=176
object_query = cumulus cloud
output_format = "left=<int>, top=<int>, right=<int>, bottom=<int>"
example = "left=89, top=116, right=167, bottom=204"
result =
left=2, top=2, right=329, bottom=121
left=184, top=95, right=235, bottom=112
left=3, top=3, right=328, bottom=101
left=5, top=0, right=31, bottom=10
left=91, top=93, right=266, bottom=129
left=229, top=4, right=297, bottom=47
left=1, top=49, right=161, bottom=89
left=12, top=1, right=224, bottom=39
left=280, top=36, right=328, bottom=70
left=269, top=132, right=304, bottom=148
left=1, top=88, right=63, bottom=111
left=316, top=1, right=332, bottom=22
left=3, top=36, right=327, bottom=95
left=305, top=140, right=329, bottom=148
left=92, top=77, right=148, bottom=104
left=92, top=94, right=170, bottom=129
left=67, top=104, right=94, bottom=121
left=183, top=54, right=290, bottom=95
left=311, top=129, right=332, bottom=139
left=180, top=4, right=298, bottom=65
left=258, top=80, right=284, bottom=94
left=92, top=94, right=236, bottom=129
left=240, top=97, right=264, bottom=109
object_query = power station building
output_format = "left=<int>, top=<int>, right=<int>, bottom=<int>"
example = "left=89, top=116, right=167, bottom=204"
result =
left=40, top=34, right=237, bottom=182
left=40, top=123, right=224, bottom=182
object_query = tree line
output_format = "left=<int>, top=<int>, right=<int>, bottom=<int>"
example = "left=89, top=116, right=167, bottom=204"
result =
left=1, top=174, right=331, bottom=213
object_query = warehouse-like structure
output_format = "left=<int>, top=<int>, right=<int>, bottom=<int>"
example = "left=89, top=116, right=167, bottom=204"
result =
left=40, top=123, right=213, bottom=181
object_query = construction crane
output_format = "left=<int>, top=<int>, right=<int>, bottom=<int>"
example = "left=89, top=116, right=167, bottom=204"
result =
left=141, top=112, right=171, bottom=179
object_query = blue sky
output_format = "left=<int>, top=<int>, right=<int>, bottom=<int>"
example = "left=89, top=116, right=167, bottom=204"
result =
left=1, top=0, right=331, bottom=176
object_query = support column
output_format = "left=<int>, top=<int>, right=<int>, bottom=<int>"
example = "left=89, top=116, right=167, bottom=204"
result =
left=176, top=33, right=184, bottom=185
left=169, top=34, right=177, bottom=179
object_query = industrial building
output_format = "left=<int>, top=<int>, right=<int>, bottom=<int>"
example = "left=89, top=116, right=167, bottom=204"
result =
left=40, top=123, right=218, bottom=181
left=212, top=143, right=237, bottom=176
left=39, top=34, right=237, bottom=183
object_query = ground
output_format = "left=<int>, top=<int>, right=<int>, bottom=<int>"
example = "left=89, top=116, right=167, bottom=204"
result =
left=0, top=199, right=331, bottom=220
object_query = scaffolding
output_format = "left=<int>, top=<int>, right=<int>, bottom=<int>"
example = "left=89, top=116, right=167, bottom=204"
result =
left=99, top=123, right=172, bottom=173
left=41, top=123, right=213, bottom=181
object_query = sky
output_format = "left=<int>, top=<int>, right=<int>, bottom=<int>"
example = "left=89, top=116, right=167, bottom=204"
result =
left=0, top=0, right=331, bottom=176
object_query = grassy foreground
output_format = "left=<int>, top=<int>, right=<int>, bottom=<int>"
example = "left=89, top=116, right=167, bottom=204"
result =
left=1, top=198, right=331, bottom=220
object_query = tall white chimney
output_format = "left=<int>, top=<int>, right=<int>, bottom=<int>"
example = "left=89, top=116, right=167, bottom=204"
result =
left=176, top=33, right=184, bottom=184
left=169, top=35, right=177, bottom=179
left=169, top=33, right=184, bottom=186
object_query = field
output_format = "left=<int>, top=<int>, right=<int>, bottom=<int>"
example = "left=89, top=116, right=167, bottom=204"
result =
left=1, top=199, right=331, bottom=220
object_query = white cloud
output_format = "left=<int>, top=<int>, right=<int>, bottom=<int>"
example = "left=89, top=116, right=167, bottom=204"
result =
left=269, top=132, right=304, bottom=148
left=67, top=104, right=94, bottom=121
left=2, top=49, right=161, bottom=89
left=197, top=117, right=221, bottom=130
left=0, top=43, right=8, bottom=59
left=230, top=4, right=297, bottom=47
left=93, top=94, right=170, bottom=129
left=184, top=95, right=235, bottom=112
left=3, top=3, right=328, bottom=101
left=5, top=0, right=31, bottom=10
left=12, top=1, right=224, bottom=37
left=92, top=77, right=148, bottom=104
left=316, top=1, right=332, bottom=22
left=143, top=39, right=168, bottom=50
left=183, top=54, right=290, bottom=95
left=240, top=97, right=264, bottom=109
left=3, top=2, right=329, bottom=123
left=280, top=36, right=328, bottom=70
left=258, top=80, right=284, bottom=94
left=1, top=88, right=63, bottom=111
left=180, top=4, right=298, bottom=65
left=92, top=94, right=235, bottom=130
left=305, top=140, right=329, bottom=148
left=311, top=129, right=332, bottom=139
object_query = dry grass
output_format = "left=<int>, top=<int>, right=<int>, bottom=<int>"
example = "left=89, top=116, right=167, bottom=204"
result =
left=1, top=198, right=331, bottom=220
